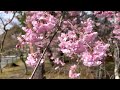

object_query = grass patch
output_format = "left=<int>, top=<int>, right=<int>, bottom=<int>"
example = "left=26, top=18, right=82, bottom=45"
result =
left=0, top=59, right=103, bottom=79
left=0, top=60, right=33, bottom=79
left=45, top=60, right=95, bottom=79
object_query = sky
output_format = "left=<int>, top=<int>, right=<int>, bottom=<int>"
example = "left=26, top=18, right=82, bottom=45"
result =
left=0, top=11, right=20, bottom=35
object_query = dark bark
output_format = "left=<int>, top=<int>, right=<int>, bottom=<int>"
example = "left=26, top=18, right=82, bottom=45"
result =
left=20, top=51, right=28, bottom=75
left=33, top=63, right=46, bottom=79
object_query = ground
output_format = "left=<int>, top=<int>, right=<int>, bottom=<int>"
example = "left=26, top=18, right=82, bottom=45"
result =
left=0, top=60, right=32, bottom=79
left=0, top=59, right=69, bottom=79
left=0, top=59, right=114, bottom=79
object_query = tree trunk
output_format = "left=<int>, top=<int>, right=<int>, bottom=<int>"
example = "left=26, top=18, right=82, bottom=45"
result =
left=95, top=64, right=104, bottom=79
left=114, top=41, right=120, bottom=79
left=0, top=31, right=8, bottom=73
left=20, top=51, right=28, bottom=75
left=33, top=62, right=45, bottom=79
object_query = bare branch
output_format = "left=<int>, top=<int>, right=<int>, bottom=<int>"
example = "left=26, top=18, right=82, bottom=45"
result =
left=4, top=11, right=17, bottom=27
left=0, top=11, right=17, bottom=31
left=0, top=18, right=5, bottom=26
left=0, top=11, right=17, bottom=73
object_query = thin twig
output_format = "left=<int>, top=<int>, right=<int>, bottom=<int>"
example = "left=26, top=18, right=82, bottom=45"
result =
left=0, top=18, right=5, bottom=26
left=4, top=11, right=17, bottom=27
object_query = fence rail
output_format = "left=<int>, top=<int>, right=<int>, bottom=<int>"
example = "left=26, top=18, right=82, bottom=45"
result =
left=1, top=55, right=19, bottom=68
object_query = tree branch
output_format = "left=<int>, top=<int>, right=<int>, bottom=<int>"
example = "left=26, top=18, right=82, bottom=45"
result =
left=4, top=11, right=17, bottom=27
left=29, top=11, right=65, bottom=79
left=0, top=11, right=17, bottom=32
left=0, top=18, right=5, bottom=26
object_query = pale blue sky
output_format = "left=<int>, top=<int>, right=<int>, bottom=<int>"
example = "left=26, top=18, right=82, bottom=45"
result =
left=0, top=11, right=20, bottom=35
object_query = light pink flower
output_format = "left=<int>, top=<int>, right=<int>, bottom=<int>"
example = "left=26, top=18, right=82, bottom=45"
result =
left=69, top=65, right=80, bottom=79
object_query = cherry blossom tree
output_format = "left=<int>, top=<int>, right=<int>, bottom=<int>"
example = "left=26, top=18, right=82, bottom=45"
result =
left=16, top=11, right=120, bottom=79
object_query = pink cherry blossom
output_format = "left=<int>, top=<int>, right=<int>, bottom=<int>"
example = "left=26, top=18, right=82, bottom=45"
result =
left=69, top=65, right=80, bottom=79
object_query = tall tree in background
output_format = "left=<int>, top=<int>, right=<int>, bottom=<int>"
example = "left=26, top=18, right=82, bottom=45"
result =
left=0, top=11, right=17, bottom=73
